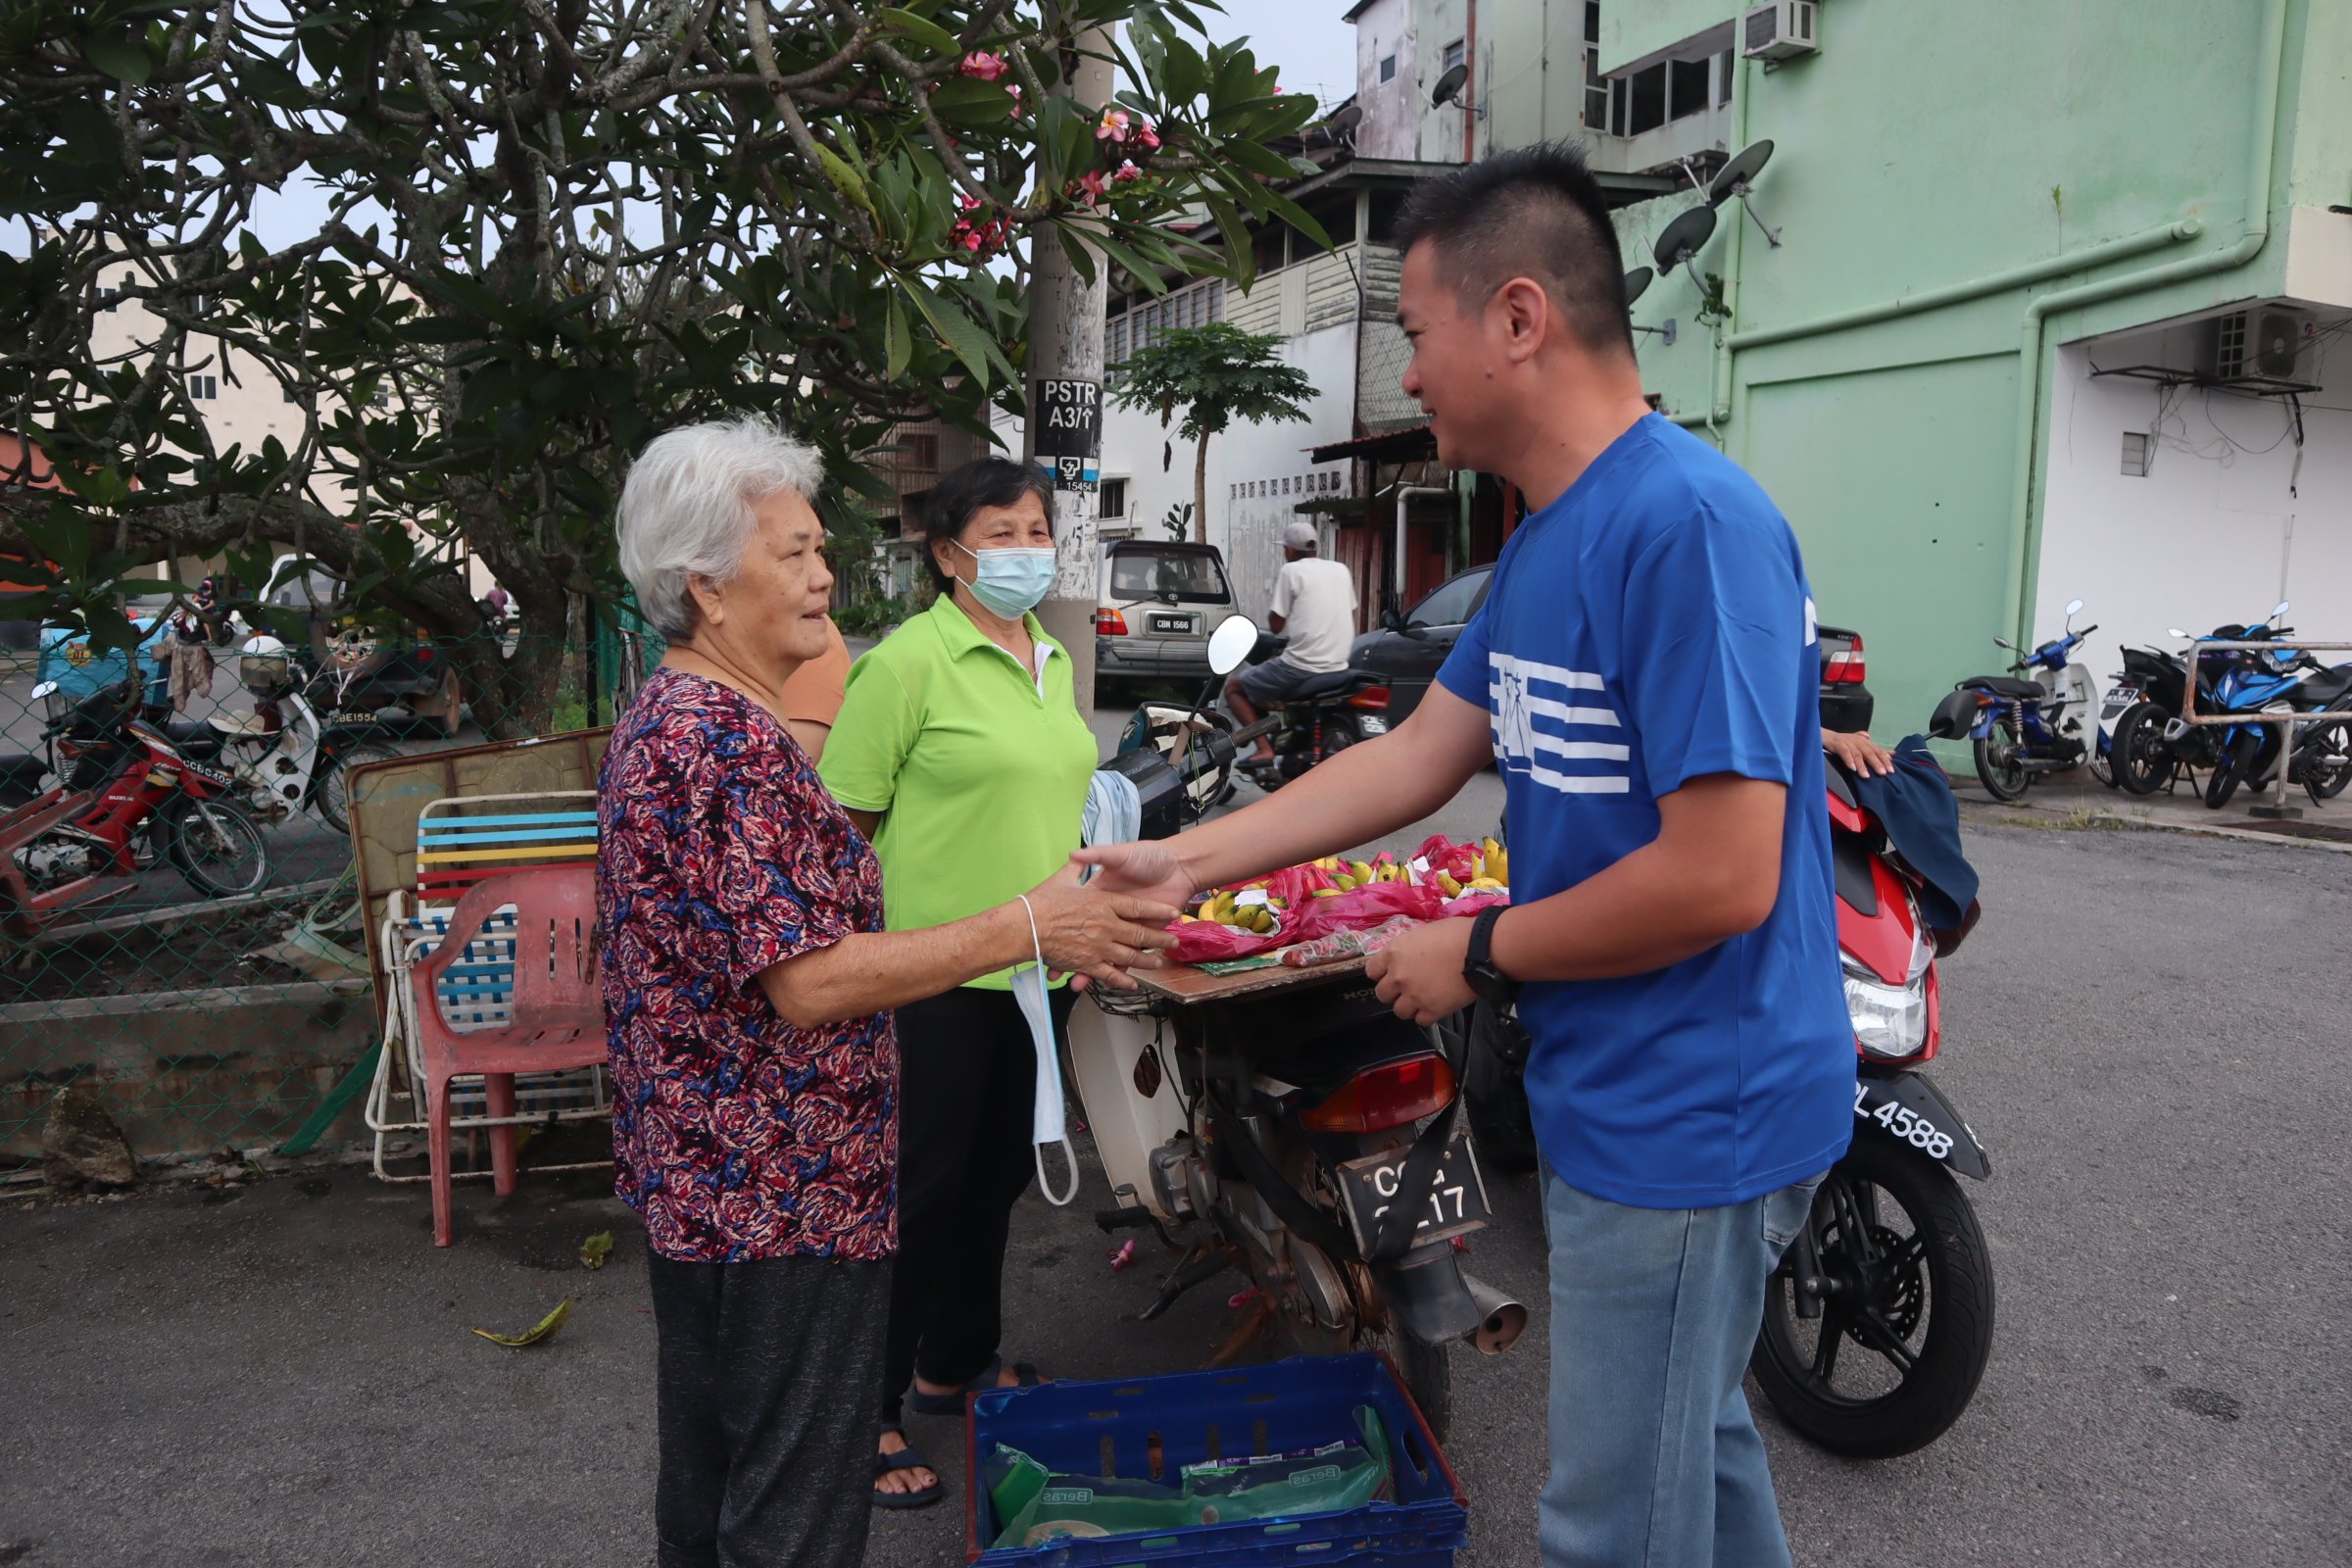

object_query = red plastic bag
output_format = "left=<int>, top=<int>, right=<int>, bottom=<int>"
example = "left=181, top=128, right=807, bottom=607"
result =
left=1164, top=914, right=1291, bottom=964
left=1282, top=879, right=1446, bottom=945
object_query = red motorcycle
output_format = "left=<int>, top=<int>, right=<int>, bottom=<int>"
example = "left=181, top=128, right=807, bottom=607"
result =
left=0, top=702, right=271, bottom=937
left=1459, top=761, right=1995, bottom=1458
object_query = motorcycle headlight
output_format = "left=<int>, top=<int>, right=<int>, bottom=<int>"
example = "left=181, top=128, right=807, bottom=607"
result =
left=1842, top=905, right=1934, bottom=1060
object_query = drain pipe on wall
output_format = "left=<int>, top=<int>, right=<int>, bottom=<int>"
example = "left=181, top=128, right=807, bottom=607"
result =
left=2002, top=0, right=2289, bottom=650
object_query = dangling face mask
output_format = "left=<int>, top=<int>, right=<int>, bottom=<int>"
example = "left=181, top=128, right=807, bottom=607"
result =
left=954, top=540, right=1056, bottom=619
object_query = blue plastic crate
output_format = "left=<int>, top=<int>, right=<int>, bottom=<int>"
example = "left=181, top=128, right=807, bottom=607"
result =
left=964, top=1353, right=1468, bottom=1567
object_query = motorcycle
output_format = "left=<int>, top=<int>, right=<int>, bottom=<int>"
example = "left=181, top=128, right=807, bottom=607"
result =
left=1234, top=632, right=1392, bottom=789
left=1459, top=755, right=1995, bottom=1458
left=0, top=699, right=270, bottom=935
left=2187, top=603, right=2352, bottom=808
left=1066, top=616, right=1522, bottom=1440
left=1928, top=598, right=2099, bottom=800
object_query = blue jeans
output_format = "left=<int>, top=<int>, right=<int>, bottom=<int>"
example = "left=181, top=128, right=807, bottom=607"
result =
left=1539, top=1169, right=1822, bottom=1568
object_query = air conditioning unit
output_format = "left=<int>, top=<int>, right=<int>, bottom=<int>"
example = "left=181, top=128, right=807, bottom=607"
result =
left=1743, top=1, right=1819, bottom=60
left=2202, top=308, right=2312, bottom=381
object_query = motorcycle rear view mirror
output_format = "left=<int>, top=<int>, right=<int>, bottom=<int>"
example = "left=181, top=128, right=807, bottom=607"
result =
left=2065, top=599, right=2084, bottom=617
left=2274, top=600, right=2291, bottom=620
left=1992, top=637, right=2016, bottom=651
left=1206, top=614, right=1259, bottom=678
left=2169, top=629, right=2190, bottom=641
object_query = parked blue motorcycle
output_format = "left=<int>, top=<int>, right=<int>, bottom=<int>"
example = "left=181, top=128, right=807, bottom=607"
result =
left=2180, top=603, right=2352, bottom=808
left=1929, top=598, right=2100, bottom=802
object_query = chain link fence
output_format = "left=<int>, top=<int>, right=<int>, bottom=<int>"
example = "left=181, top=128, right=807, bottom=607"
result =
left=0, top=615, right=648, bottom=1187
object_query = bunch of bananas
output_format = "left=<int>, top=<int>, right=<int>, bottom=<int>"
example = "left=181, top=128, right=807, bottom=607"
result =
left=1435, top=838, right=1510, bottom=899
left=1311, top=857, right=1406, bottom=894
left=1181, top=887, right=1281, bottom=934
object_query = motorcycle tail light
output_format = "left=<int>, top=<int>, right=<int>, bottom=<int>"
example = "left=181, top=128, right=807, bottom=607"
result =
left=1301, top=1054, right=1456, bottom=1134
left=1094, top=608, right=1129, bottom=635
left=1345, top=686, right=1391, bottom=710
left=1824, top=635, right=1866, bottom=684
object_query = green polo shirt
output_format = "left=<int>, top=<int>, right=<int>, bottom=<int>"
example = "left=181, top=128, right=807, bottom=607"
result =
left=818, top=595, right=1098, bottom=991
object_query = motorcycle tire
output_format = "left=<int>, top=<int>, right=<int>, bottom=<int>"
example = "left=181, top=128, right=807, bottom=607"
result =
left=2110, top=702, right=2175, bottom=796
left=1751, top=1135, right=1994, bottom=1460
left=2297, top=697, right=2352, bottom=803
left=1971, top=715, right=2031, bottom=802
left=1355, top=1325, right=1453, bottom=1443
left=1318, top=712, right=1363, bottom=763
left=165, top=797, right=270, bottom=898
left=2204, top=729, right=2263, bottom=808
left=314, top=740, right=403, bottom=836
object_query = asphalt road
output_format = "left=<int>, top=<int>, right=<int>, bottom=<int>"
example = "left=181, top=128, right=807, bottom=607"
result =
left=3, top=777, right=2347, bottom=1564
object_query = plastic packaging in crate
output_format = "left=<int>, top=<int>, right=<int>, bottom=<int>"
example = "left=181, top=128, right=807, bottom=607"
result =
left=965, top=1353, right=1467, bottom=1566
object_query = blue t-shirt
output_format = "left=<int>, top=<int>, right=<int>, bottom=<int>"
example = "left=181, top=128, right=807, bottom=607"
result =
left=1436, top=415, right=1851, bottom=1208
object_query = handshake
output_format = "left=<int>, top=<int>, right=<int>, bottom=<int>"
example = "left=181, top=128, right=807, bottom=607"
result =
left=1016, top=842, right=1196, bottom=992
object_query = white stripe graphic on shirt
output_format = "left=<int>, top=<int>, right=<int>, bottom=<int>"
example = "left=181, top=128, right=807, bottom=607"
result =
left=1487, top=651, right=1630, bottom=797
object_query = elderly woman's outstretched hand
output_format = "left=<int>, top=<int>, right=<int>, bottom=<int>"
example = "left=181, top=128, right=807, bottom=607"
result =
left=1020, top=860, right=1180, bottom=991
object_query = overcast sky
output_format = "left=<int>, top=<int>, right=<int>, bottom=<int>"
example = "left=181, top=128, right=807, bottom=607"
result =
left=219, top=10, right=1364, bottom=251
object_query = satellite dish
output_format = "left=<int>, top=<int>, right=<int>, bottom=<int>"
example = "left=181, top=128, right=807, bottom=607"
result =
left=1328, top=104, right=1363, bottom=142
left=1624, top=266, right=1654, bottom=307
left=1431, top=62, right=1469, bottom=108
left=1708, top=139, right=1784, bottom=248
left=1650, top=205, right=1718, bottom=277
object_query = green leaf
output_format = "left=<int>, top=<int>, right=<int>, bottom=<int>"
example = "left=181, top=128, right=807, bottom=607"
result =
left=884, top=291, right=911, bottom=380
left=813, top=145, right=877, bottom=218
left=470, top=1296, right=573, bottom=1348
left=876, top=7, right=959, bottom=56
left=84, top=30, right=151, bottom=85
left=578, top=1231, right=614, bottom=1270
left=903, top=282, right=995, bottom=389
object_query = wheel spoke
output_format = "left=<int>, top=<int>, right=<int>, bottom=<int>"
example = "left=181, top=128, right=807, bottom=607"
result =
left=1849, top=1308, right=1919, bottom=1373
left=1880, top=1232, right=1927, bottom=1277
left=1808, top=1311, right=1844, bottom=1382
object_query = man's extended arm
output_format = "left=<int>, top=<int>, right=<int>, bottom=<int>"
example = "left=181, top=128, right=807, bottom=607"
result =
left=1076, top=680, right=1495, bottom=906
left=1365, top=773, right=1788, bottom=1024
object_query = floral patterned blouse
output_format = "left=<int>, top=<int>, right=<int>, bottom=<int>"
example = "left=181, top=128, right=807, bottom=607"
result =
left=598, top=668, right=896, bottom=1263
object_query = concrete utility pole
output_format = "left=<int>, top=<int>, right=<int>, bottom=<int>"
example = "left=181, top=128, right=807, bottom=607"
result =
left=1025, top=20, right=1114, bottom=712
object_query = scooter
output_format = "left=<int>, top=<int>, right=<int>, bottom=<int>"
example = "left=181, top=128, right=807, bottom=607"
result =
left=1066, top=617, right=1522, bottom=1442
left=2187, top=603, right=2352, bottom=808
left=220, top=636, right=404, bottom=834
left=1234, top=632, right=1392, bottom=789
left=1928, top=598, right=2099, bottom=801
left=0, top=702, right=270, bottom=935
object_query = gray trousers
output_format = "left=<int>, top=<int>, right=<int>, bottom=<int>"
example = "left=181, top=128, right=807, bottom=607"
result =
left=647, top=1244, right=890, bottom=1568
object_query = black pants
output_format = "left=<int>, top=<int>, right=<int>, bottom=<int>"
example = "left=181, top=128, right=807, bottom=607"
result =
left=647, top=1246, right=889, bottom=1568
left=881, top=983, right=1075, bottom=1423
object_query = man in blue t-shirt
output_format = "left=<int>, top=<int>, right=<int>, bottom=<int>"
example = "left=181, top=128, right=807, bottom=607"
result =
left=1081, top=142, right=1850, bottom=1565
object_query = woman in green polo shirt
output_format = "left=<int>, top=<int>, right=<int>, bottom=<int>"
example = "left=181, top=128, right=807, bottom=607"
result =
left=818, top=458, right=1100, bottom=1509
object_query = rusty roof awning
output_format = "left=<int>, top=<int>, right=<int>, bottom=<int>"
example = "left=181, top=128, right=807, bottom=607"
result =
left=1309, top=423, right=1436, bottom=464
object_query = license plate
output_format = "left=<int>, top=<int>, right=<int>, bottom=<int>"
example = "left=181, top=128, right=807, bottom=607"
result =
left=1337, top=1131, right=1491, bottom=1249
left=2101, top=684, right=2140, bottom=717
left=1149, top=612, right=1193, bottom=635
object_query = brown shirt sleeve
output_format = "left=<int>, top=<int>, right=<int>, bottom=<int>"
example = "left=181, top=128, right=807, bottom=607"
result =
left=778, top=617, right=852, bottom=727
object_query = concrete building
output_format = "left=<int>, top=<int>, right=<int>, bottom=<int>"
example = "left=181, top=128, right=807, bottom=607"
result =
left=1600, top=0, right=2352, bottom=739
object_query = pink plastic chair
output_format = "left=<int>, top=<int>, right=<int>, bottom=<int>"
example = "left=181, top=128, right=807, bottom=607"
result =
left=409, top=865, right=606, bottom=1247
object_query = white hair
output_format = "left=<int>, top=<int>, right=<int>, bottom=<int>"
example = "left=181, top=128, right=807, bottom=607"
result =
left=614, top=416, right=824, bottom=640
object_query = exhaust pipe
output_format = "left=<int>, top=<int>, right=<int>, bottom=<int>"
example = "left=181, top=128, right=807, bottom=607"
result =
left=1458, top=1272, right=1527, bottom=1355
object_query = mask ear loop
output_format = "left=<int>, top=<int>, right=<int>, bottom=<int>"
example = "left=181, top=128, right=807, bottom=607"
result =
left=1014, top=892, right=1081, bottom=1206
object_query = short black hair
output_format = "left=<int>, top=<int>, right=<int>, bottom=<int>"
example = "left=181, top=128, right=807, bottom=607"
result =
left=1391, top=140, right=1634, bottom=359
left=921, top=457, right=1055, bottom=591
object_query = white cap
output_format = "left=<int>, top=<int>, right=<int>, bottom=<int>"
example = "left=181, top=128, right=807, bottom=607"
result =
left=1282, top=520, right=1319, bottom=552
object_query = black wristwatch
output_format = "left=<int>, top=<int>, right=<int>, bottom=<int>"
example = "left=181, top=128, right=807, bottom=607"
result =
left=1462, top=905, right=1519, bottom=1005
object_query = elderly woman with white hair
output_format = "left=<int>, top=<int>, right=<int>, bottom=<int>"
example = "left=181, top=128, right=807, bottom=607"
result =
left=598, top=416, right=1176, bottom=1568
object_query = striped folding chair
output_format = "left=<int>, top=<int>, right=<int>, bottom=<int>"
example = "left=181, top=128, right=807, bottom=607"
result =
left=364, top=792, right=612, bottom=1189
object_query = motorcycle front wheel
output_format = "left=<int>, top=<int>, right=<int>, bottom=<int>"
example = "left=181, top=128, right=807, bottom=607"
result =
left=1751, top=1135, right=1994, bottom=1459
left=1971, top=716, right=2030, bottom=801
left=166, top=797, right=270, bottom=898
left=2109, top=702, right=2175, bottom=796
left=2204, top=729, right=2263, bottom=808
left=314, top=739, right=403, bottom=836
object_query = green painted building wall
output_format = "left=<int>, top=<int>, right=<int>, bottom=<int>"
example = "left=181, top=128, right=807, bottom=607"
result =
left=1591, top=0, right=2349, bottom=743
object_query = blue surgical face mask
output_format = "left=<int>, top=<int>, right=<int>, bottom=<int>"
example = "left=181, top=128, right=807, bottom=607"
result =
left=956, top=541, right=1056, bottom=619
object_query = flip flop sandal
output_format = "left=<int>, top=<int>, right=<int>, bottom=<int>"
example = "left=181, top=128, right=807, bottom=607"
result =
left=873, top=1424, right=944, bottom=1511
left=906, top=1357, right=1047, bottom=1417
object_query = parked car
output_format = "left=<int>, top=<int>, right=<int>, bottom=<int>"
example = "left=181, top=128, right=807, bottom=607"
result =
left=1094, top=539, right=1236, bottom=697
left=1348, top=564, right=1877, bottom=732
